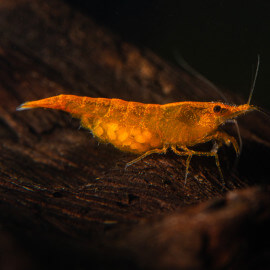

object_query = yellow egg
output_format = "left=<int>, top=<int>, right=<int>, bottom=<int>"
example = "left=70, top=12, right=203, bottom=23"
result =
left=122, top=139, right=132, bottom=146
left=107, top=129, right=116, bottom=140
left=130, top=128, right=141, bottom=137
left=95, top=126, right=104, bottom=136
left=118, top=131, right=129, bottom=142
left=136, top=134, right=146, bottom=143
left=130, top=142, right=141, bottom=150
left=142, top=130, right=152, bottom=140
left=107, top=123, right=118, bottom=132
left=106, top=122, right=119, bottom=141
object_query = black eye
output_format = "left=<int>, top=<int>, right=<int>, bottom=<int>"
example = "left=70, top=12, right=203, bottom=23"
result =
left=213, top=105, right=221, bottom=113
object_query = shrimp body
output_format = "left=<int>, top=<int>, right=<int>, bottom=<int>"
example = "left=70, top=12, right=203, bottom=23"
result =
left=17, top=94, right=256, bottom=182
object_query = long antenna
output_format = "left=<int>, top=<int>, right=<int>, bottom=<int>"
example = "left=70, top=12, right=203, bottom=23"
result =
left=247, top=54, right=260, bottom=105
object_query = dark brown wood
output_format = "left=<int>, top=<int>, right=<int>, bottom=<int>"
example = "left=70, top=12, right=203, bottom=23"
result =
left=0, top=1, right=269, bottom=269
left=125, top=187, right=270, bottom=269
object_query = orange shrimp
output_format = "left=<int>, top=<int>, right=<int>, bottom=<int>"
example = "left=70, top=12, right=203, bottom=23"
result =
left=17, top=92, right=259, bottom=183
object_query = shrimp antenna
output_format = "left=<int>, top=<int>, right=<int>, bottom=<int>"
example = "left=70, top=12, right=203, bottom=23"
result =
left=247, top=54, right=260, bottom=105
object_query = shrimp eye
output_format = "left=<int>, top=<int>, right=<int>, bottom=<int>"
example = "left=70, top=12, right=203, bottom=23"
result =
left=213, top=105, right=221, bottom=113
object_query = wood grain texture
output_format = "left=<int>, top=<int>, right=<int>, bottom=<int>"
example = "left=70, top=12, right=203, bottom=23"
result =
left=0, top=1, right=269, bottom=269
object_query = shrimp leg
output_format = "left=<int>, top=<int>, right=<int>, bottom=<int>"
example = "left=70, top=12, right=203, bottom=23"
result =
left=125, top=146, right=168, bottom=168
left=172, top=130, right=239, bottom=183
left=196, top=131, right=240, bottom=156
left=212, top=131, right=240, bottom=156
left=171, top=145, right=224, bottom=184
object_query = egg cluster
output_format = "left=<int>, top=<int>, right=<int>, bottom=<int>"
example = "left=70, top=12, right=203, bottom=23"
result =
left=93, top=122, right=161, bottom=153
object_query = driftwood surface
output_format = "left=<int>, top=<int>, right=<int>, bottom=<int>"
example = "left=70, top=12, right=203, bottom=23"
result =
left=0, top=1, right=270, bottom=269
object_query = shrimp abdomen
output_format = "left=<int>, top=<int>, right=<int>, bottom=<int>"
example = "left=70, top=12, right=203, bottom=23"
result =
left=18, top=95, right=163, bottom=154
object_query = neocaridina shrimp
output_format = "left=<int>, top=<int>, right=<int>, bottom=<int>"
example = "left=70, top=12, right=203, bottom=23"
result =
left=17, top=94, right=259, bottom=183
left=17, top=61, right=261, bottom=184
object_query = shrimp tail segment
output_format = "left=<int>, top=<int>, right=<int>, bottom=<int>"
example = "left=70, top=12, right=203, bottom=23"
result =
left=16, top=95, right=93, bottom=117
left=16, top=102, right=32, bottom=111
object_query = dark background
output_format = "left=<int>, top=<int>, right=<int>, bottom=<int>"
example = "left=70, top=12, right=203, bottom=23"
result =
left=66, top=0, right=270, bottom=109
